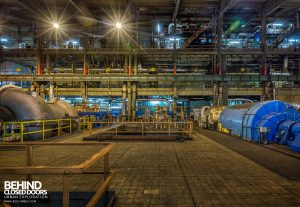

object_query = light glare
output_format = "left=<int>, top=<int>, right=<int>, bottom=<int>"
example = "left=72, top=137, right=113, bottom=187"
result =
left=53, top=22, right=59, bottom=29
left=116, top=22, right=122, bottom=29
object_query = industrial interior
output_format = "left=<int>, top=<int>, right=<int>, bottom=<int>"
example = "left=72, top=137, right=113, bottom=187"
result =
left=1, top=0, right=300, bottom=206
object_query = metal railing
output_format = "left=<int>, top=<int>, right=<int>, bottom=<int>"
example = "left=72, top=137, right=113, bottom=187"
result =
left=88, top=121, right=193, bottom=138
left=2, top=118, right=72, bottom=142
left=0, top=142, right=115, bottom=207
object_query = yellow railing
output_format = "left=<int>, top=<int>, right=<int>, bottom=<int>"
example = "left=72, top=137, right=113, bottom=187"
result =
left=2, top=118, right=72, bottom=143
left=79, top=116, right=92, bottom=130
left=88, top=121, right=193, bottom=138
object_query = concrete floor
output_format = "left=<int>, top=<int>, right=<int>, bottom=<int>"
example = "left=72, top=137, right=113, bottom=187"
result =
left=1, top=129, right=300, bottom=206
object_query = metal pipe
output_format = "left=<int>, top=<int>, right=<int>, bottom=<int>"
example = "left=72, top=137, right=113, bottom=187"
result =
left=136, top=98, right=172, bottom=107
left=173, top=96, right=177, bottom=116
left=128, top=52, right=132, bottom=75
left=122, top=83, right=127, bottom=120
left=127, top=82, right=132, bottom=120
left=48, top=84, right=54, bottom=101
left=134, top=54, right=138, bottom=75
left=132, top=83, right=137, bottom=120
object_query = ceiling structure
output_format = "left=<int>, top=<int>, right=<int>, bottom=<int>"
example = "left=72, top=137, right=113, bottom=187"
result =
left=0, top=0, right=300, bottom=105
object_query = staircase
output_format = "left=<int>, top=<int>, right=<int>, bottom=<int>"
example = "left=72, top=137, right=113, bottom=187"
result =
left=180, top=26, right=209, bottom=49
left=272, top=23, right=295, bottom=46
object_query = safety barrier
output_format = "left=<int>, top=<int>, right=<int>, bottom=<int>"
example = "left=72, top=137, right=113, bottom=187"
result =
left=0, top=142, right=115, bottom=207
left=88, top=121, right=193, bottom=138
left=2, top=118, right=72, bottom=142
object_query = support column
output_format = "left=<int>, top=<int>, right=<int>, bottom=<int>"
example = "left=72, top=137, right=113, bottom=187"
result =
left=297, top=11, right=299, bottom=30
left=261, top=7, right=274, bottom=101
left=124, top=55, right=128, bottom=74
left=261, top=7, right=267, bottom=76
left=122, top=83, right=127, bottom=121
left=262, top=82, right=275, bottom=101
left=298, top=59, right=300, bottom=75
left=35, top=22, right=42, bottom=76
left=132, top=83, right=137, bottom=121
left=127, top=82, right=132, bottom=120
left=217, top=12, right=224, bottom=75
left=173, top=95, right=177, bottom=117
left=39, top=84, right=45, bottom=99
left=48, top=84, right=54, bottom=101
left=214, top=82, right=228, bottom=106
left=81, top=82, right=87, bottom=103
left=214, top=10, right=228, bottom=106
left=134, top=54, right=138, bottom=75
left=45, top=54, right=50, bottom=74
left=83, top=31, right=88, bottom=76
left=128, top=51, right=132, bottom=75
left=17, top=25, right=21, bottom=47
left=173, top=18, right=177, bottom=75
left=283, top=55, right=288, bottom=73
left=212, top=8, right=218, bottom=75
left=83, top=53, right=88, bottom=76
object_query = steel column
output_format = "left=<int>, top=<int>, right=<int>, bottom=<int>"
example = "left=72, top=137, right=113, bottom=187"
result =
left=127, top=82, right=132, bottom=120
left=173, top=96, right=177, bottom=117
left=36, top=22, right=42, bottom=76
left=122, top=83, right=127, bottom=121
left=48, top=84, right=54, bottom=101
left=128, top=51, right=132, bottom=75
left=217, top=13, right=224, bottom=75
left=45, top=54, right=50, bottom=74
left=124, top=55, right=128, bottom=74
left=134, top=54, right=138, bottom=75
left=132, top=83, right=137, bottom=120
left=83, top=32, right=88, bottom=76
left=261, top=7, right=267, bottom=76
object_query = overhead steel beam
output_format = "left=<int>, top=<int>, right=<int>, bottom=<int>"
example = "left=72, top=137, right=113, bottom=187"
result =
left=172, top=0, right=181, bottom=23
left=2, top=48, right=300, bottom=56
left=241, top=0, right=289, bottom=31
left=220, top=0, right=239, bottom=16
left=264, top=0, right=289, bottom=16
left=1, top=74, right=300, bottom=83
left=54, top=87, right=300, bottom=97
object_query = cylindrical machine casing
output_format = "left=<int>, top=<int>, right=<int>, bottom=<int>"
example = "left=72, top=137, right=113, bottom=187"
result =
left=0, top=86, right=78, bottom=140
left=220, top=103, right=254, bottom=136
left=220, top=100, right=300, bottom=143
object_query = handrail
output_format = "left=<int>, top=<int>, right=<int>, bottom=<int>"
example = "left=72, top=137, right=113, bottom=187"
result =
left=0, top=142, right=116, bottom=207
left=2, top=118, right=73, bottom=142
left=88, top=120, right=193, bottom=138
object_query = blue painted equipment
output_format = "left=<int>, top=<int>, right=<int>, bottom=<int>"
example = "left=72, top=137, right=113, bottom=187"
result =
left=290, top=123, right=300, bottom=152
left=220, top=100, right=300, bottom=152
left=276, top=120, right=297, bottom=144
left=219, top=103, right=254, bottom=136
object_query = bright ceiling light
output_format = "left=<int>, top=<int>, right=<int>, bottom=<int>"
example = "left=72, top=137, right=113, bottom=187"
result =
left=53, top=22, right=59, bottom=29
left=115, top=22, right=122, bottom=29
